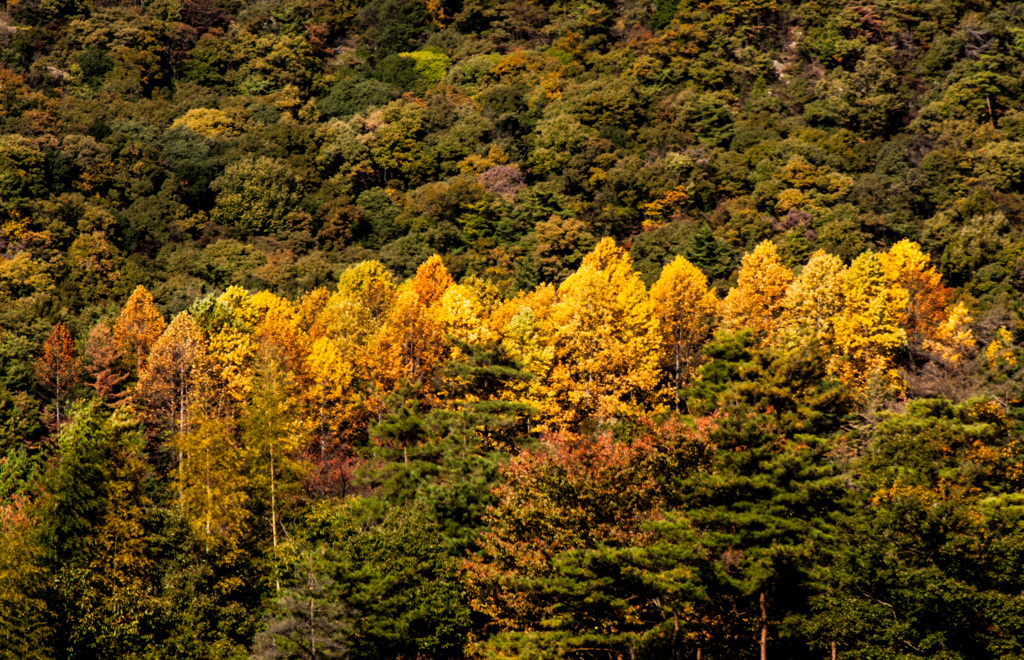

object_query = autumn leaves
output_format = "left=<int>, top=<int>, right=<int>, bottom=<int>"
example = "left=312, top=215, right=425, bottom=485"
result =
left=44, top=235, right=973, bottom=452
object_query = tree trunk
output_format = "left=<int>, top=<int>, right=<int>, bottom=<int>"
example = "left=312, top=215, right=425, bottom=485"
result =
left=759, top=591, right=768, bottom=660
left=271, top=444, right=279, bottom=592
left=831, top=640, right=837, bottom=660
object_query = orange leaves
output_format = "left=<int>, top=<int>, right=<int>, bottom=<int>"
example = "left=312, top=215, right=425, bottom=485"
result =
left=410, top=254, right=455, bottom=308
left=373, top=287, right=446, bottom=393
left=878, top=239, right=952, bottom=341
left=36, top=322, right=81, bottom=428
left=113, top=285, right=165, bottom=373
left=135, top=311, right=206, bottom=435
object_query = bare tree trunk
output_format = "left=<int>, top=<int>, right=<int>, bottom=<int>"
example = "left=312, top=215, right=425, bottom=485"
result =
left=271, top=444, right=279, bottom=592
left=831, top=640, right=837, bottom=660
left=760, top=592, right=768, bottom=660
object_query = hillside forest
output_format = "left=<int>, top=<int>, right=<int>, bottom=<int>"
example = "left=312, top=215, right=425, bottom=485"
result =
left=3, top=0, right=1024, bottom=658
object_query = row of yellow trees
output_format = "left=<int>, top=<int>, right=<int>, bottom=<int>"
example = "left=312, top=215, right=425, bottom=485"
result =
left=99, top=236, right=974, bottom=547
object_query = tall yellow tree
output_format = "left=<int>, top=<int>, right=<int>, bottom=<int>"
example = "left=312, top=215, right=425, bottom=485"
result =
left=650, top=256, right=718, bottom=410
left=878, top=239, right=951, bottom=343
left=721, top=240, right=793, bottom=340
left=371, top=286, right=447, bottom=398
left=778, top=249, right=847, bottom=344
left=831, top=252, right=909, bottom=394
left=241, top=355, right=307, bottom=590
left=549, top=238, right=661, bottom=427
left=113, top=285, right=166, bottom=373
left=174, top=413, right=249, bottom=553
left=336, top=260, right=396, bottom=327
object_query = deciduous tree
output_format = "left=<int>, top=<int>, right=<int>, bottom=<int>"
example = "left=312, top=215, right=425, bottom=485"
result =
left=650, top=255, right=719, bottom=410
left=113, top=285, right=166, bottom=374
left=36, top=322, right=81, bottom=429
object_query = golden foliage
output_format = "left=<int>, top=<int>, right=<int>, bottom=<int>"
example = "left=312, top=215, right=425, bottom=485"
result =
left=721, top=240, right=793, bottom=339
left=114, top=285, right=166, bottom=372
left=650, top=256, right=718, bottom=406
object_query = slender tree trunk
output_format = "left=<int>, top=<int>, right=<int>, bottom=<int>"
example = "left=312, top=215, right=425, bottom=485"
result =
left=310, top=592, right=317, bottom=660
left=55, top=369, right=61, bottom=427
left=831, top=640, right=837, bottom=660
left=205, top=443, right=211, bottom=553
left=271, top=444, right=279, bottom=592
left=760, top=591, right=768, bottom=660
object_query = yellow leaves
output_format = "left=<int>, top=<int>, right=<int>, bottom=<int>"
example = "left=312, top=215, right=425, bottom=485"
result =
left=642, top=185, right=689, bottom=230
left=373, top=287, right=446, bottom=392
left=337, top=259, right=396, bottom=324
left=435, top=283, right=498, bottom=347
left=878, top=239, right=951, bottom=339
left=923, top=301, right=976, bottom=365
left=650, top=256, right=718, bottom=399
left=170, top=108, right=240, bottom=138
left=778, top=249, right=846, bottom=342
left=830, top=251, right=908, bottom=394
left=721, top=240, right=793, bottom=338
left=175, top=414, right=249, bottom=551
left=550, top=238, right=661, bottom=425
left=985, top=326, right=1016, bottom=369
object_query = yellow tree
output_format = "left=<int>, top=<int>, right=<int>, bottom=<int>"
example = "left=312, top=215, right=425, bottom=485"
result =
left=173, top=413, right=249, bottom=553
left=501, top=307, right=556, bottom=426
left=650, top=256, right=719, bottom=410
left=491, top=283, right=558, bottom=338
left=721, top=240, right=793, bottom=340
left=878, top=239, right=951, bottom=344
left=336, top=260, right=396, bottom=326
left=254, top=296, right=308, bottom=377
left=922, top=301, right=977, bottom=366
left=113, top=285, right=166, bottom=373
left=492, top=284, right=559, bottom=427
left=549, top=238, right=661, bottom=427
left=304, top=335, right=361, bottom=450
left=435, top=283, right=498, bottom=348
left=831, top=252, right=909, bottom=394
left=241, top=353, right=307, bottom=590
left=202, top=287, right=265, bottom=408
left=778, top=249, right=847, bottom=344
left=307, top=289, right=380, bottom=443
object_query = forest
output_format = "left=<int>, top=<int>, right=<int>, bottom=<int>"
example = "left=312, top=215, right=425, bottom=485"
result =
left=2, top=0, right=1024, bottom=657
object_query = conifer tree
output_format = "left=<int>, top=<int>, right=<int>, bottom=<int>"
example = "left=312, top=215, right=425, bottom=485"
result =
left=410, top=254, right=455, bottom=308
left=135, top=311, right=206, bottom=437
left=36, top=322, right=81, bottom=429
left=84, top=323, right=129, bottom=407
left=778, top=249, right=846, bottom=343
left=113, top=285, right=166, bottom=373
left=831, top=251, right=909, bottom=394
